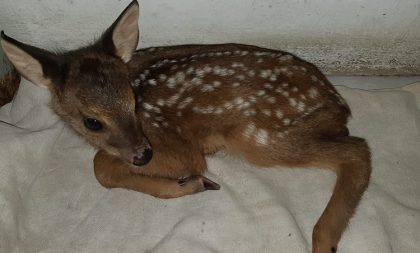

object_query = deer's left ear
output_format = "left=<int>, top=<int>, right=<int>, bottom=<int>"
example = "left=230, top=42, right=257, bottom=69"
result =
left=99, top=0, right=139, bottom=63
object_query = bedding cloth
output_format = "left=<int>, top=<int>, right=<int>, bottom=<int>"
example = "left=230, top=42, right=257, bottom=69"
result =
left=0, top=78, right=419, bottom=253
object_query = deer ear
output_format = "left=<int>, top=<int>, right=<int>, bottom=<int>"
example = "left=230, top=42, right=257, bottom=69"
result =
left=1, top=31, right=61, bottom=89
left=100, top=0, right=139, bottom=63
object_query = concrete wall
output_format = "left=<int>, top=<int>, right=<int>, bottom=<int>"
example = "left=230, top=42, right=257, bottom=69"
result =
left=1, top=0, right=419, bottom=76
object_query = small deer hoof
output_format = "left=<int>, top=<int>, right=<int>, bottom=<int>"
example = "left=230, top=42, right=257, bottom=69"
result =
left=177, top=175, right=220, bottom=191
left=200, top=176, right=221, bottom=190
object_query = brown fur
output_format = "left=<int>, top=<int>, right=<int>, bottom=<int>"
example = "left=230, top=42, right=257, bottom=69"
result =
left=0, top=68, right=20, bottom=106
left=1, top=1, right=371, bottom=252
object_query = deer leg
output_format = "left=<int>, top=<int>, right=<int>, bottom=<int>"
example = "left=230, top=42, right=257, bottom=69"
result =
left=228, top=134, right=371, bottom=253
left=309, top=136, right=371, bottom=253
left=94, top=150, right=220, bottom=199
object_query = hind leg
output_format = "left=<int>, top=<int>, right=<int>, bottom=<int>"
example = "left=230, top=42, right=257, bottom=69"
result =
left=228, top=134, right=371, bottom=253
left=307, top=137, right=371, bottom=253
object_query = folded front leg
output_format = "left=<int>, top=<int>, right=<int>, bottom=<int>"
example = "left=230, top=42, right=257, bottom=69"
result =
left=94, top=150, right=220, bottom=199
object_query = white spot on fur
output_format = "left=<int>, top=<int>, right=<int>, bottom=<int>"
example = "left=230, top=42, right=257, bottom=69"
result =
left=214, top=107, right=224, bottom=114
left=232, top=82, right=241, bottom=87
left=266, top=97, right=276, bottom=103
left=262, top=109, right=271, bottom=116
left=292, top=87, right=298, bottom=92
left=238, top=101, right=251, bottom=109
left=244, top=109, right=257, bottom=116
left=224, top=102, right=234, bottom=109
left=308, top=87, right=319, bottom=98
left=260, top=69, right=272, bottom=79
left=234, top=97, right=244, bottom=105
left=297, top=101, right=306, bottom=112
left=236, top=74, right=245, bottom=80
left=156, top=99, right=165, bottom=106
left=159, top=74, right=167, bottom=81
left=152, top=122, right=159, bottom=128
left=177, top=97, right=194, bottom=109
left=143, top=103, right=154, bottom=111
left=257, top=90, right=266, bottom=96
left=166, top=94, right=180, bottom=106
left=213, top=81, right=222, bottom=87
left=202, top=105, right=214, bottom=114
left=201, top=85, right=215, bottom=92
left=232, top=62, right=244, bottom=68
left=153, top=107, right=161, bottom=113
left=133, top=79, right=141, bottom=87
left=289, top=98, right=297, bottom=107
left=204, top=65, right=213, bottom=73
left=275, top=110, right=283, bottom=119
left=174, top=72, right=185, bottom=83
left=191, top=77, right=202, bottom=85
left=143, top=112, right=151, bottom=118
left=269, top=75, right=277, bottom=82
left=283, top=118, right=291, bottom=125
left=264, top=83, right=273, bottom=89
left=166, top=77, right=176, bottom=88
left=279, top=55, right=293, bottom=61
left=276, top=132, right=285, bottom=138
left=155, top=116, right=164, bottom=122
left=195, top=69, right=206, bottom=78
left=248, top=96, right=257, bottom=103
left=213, top=66, right=231, bottom=76
left=148, top=79, right=157, bottom=86
left=243, top=123, right=256, bottom=138
left=255, top=129, right=269, bottom=145
left=248, top=70, right=256, bottom=77
left=254, top=52, right=270, bottom=57
left=186, top=67, right=195, bottom=75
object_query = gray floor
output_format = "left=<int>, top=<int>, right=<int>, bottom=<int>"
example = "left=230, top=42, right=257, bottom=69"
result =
left=328, top=76, right=420, bottom=90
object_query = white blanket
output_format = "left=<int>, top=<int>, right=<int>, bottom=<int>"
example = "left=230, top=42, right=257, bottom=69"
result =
left=1, top=79, right=419, bottom=253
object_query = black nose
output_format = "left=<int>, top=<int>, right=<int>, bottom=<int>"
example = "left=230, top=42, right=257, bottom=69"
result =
left=132, top=148, right=153, bottom=166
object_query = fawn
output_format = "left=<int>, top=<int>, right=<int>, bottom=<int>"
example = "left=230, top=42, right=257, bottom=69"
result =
left=1, top=1, right=371, bottom=252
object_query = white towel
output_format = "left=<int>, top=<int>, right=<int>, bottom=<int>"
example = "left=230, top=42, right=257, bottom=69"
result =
left=1, top=79, right=419, bottom=253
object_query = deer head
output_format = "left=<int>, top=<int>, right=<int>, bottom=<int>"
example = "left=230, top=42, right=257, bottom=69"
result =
left=1, top=1, right=153, bottom=166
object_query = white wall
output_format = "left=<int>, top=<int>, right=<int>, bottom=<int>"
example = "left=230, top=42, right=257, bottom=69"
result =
left=1, top=0, right=419, bottom=76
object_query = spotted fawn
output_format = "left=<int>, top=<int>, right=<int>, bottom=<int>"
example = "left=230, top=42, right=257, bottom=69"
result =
left=1, top=1, right=371, bottom=252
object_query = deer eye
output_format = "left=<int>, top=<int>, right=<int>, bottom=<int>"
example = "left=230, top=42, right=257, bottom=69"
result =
left=84, top=118, right=103, bottom=131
